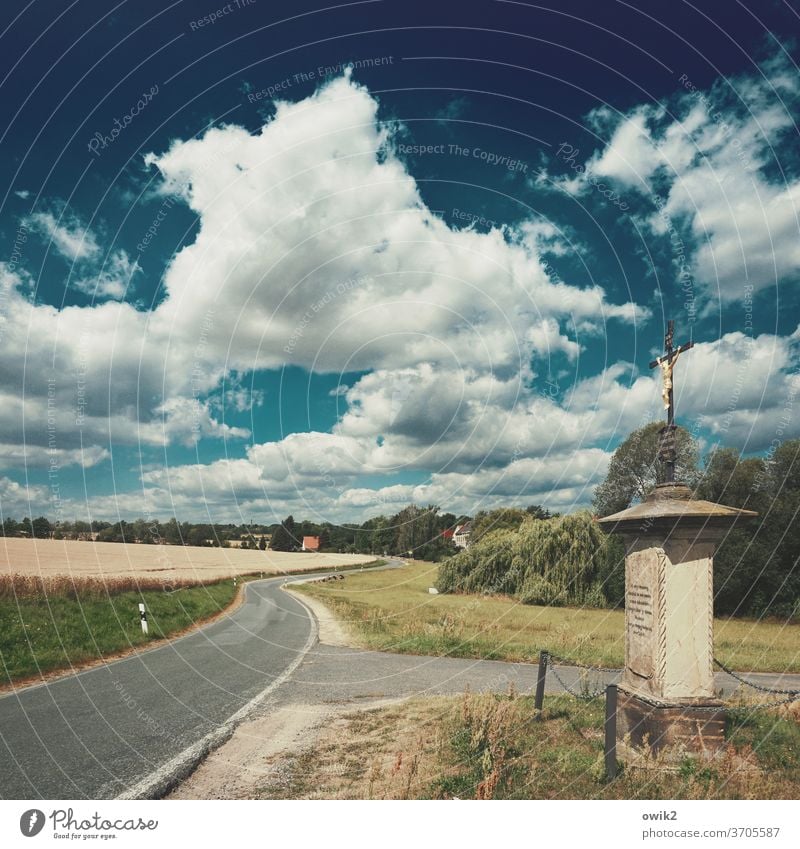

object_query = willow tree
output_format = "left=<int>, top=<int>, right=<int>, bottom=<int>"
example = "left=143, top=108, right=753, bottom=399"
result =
left=435, top=529, right=518, bottom=595
left=512, top=513, right=611, bottom=606
left=436, top=512, right=617, bottom=607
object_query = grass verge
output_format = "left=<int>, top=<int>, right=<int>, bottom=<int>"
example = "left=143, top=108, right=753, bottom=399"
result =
left=0, top=574, right=238, bottom=684
left=295, top=560, right=800, bottom=672
left=256, top=691, right=800, bottom=800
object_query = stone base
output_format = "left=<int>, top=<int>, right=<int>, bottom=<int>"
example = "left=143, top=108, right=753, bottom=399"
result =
left=616, top=688, right=726, bottom=767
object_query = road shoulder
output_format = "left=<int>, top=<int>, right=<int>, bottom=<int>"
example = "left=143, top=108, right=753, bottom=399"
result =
left=167, top=698, right=405, bottom=799
left=283, top=581, right=362, bottom=648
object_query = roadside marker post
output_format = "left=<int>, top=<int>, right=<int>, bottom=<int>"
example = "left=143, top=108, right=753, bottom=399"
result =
left=604, top=684, right=618, bottom=780
left=534, top=650, right=549, bottom=717
left=138, top=603, right=148, bottom=635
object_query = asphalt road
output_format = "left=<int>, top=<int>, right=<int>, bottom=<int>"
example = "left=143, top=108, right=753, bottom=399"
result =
left=2, top=562, right=799, bottom=800
left=0, top=568, right=346, bottom=799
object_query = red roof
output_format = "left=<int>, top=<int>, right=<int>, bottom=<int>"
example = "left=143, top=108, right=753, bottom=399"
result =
left=302, top=535, right=320, bottom=551
left=441, top=529, right=454, bottom=539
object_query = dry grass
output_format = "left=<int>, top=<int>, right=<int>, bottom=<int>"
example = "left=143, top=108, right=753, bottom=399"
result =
left=255, top=691, right=800, bottom=800
left=0, top=537, right=375, bottom=583
left=254, top=697, right=452, bottom=800
left=297, top=560, right=800, bottom=672
left=0, top=572, right=212, bottom=600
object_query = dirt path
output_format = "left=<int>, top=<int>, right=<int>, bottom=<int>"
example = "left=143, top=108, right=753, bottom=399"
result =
left=168, top=698, right=403, bottom=799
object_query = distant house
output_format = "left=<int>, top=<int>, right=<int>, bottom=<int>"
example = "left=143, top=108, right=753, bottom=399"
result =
left=228, top=534, right=270, bottom=549
left=441, top=528, right=454, bottom=541
left=302, top=535, right=321, bottom=552
left=453, top=522, right=472, bottom=549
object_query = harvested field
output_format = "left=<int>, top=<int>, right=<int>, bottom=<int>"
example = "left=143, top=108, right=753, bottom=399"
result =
left=0, top=537, right=374, bottom=584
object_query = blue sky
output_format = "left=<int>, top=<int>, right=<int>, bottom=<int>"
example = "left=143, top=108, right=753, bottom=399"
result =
left=1, top=0, right=799, bottom=524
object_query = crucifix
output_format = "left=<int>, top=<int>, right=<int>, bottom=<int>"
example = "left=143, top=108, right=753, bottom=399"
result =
left=649, top=320, right=694, bottom=483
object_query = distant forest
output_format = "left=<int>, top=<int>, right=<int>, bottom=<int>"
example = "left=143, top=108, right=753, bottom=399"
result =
left=0, top=505, right=548, bottom=561
left=4, top=427, right=797, bottom=622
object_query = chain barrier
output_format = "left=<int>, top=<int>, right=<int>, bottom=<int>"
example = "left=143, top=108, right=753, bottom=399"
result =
left=546, top=659, right=609, bottom=701
left=538, top=651, right=800, bottom=711
left=547, top=652, right=623, bottom=674
left=714, top=657, right=800, bottom=696
left=670, top=693, right=800, bottom=712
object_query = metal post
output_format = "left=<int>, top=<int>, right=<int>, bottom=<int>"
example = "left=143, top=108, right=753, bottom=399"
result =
left=138, top=602, right=148, bottom=635
left=534, top=650, right=549, bottom=717
left=604, top=684, right=618, bottom=780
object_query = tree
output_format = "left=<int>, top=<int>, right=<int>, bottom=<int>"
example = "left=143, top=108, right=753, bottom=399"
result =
left=696, top=442, right=800, bottom=618
left=436, top=512, right=616, bottom=607
left=393, top=504, right=453, bottom=560
left=131, top=518, right=151, bottom=543
left=593, top=422, right=699, bottom=517
left=31, top=516, right=52, bottom=538
left=186, top=524, right=211, bottom=547
left=0, top=518, right=19, bottom=536
left=283, top=515, right=298, bottom=547
left=161, top=518, right=182, bottom=545
left=470, top=508, right=528, bottom=543
left=270, top=516, right=297, bottom=551
left=96, top=521, right=129, bottom=543
left=526, top=504, right=552, bottom=520
left=696, top=447, right=765, bottom=510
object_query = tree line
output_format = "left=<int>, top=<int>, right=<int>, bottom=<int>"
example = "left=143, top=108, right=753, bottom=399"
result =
left=436, top=424, right=799, bottom=620
left=2, top=504, right=531, bottom=561
left=593, top=423, right=800, bottom=618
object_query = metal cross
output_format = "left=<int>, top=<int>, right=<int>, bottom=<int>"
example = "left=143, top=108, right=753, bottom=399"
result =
left=649, top=320, right=694, bottom=426
left=649, top=320, right=694, bottom=482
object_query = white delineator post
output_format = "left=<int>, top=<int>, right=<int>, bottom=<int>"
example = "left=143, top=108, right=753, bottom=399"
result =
left=138, top=602, right=148, bottom=635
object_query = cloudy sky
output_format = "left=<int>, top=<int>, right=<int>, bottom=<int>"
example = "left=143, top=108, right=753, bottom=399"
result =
left=1, top=0, right=799, bottom=524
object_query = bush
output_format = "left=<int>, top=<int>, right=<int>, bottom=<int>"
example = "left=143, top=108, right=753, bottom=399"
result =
left=435, top=529, right=518, bottom=595
left=436, top=512, right=619, bottom=608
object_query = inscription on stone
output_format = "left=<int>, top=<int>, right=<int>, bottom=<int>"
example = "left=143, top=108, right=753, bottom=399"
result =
left=628, top=583, right=653, bottom=637
left=625, top=550, right=659, bottom=685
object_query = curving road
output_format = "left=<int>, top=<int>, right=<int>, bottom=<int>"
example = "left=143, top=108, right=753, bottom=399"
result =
left=2, top=561, right=798, bottom=800
left=0, top=567, right=358, bottom=799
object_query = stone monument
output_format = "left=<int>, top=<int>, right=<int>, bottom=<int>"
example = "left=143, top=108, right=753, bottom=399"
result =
left=598, top=321, right=756, bottom=764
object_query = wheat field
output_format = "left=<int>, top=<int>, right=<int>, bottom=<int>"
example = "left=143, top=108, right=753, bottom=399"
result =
left=0, top=537, right=374, bottom=584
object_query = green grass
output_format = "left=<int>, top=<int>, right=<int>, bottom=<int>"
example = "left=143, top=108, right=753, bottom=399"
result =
left=296, top=560, right=800, bottom=672
left=0, top=580, right=238, bottom=684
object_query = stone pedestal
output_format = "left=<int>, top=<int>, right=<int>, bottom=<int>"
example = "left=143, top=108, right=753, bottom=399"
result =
left=599, top=482, right=756, bottom=764
left=615, top=691, right=726, bottom=764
